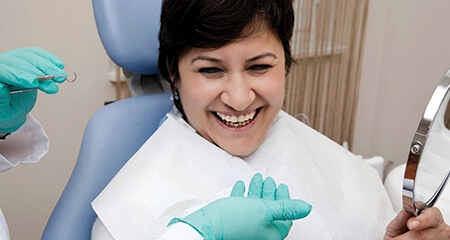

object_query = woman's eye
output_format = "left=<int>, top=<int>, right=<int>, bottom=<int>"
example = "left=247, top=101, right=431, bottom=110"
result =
left=198, top=67, right=224, bottom=77
left=248, top=64, right=272, bottom=72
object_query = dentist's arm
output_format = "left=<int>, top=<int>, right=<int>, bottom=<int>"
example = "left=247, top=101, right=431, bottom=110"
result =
left=0, top=47, right=66, bottom=171
left=164, top=173, right=312, bottom=240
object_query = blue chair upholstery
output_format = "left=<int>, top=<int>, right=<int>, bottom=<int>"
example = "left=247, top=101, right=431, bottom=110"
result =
left=92, top=0, right=162, bottom=74
left=42, top=0, right=168, bottom=238
left=92, top=0, right=166, bottom=97
left=42, top=93, right=173, bottom=239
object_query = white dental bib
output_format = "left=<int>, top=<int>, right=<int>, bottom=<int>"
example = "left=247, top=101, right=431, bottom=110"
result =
left=92, top=111, right=395, bottom=239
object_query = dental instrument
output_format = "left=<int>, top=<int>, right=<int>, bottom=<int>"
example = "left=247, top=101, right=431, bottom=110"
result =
left=9, top=72, right=77, bottom=94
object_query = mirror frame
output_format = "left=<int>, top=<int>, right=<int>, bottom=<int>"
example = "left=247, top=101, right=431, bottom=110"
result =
left=403, top=69, right=450, bottom=216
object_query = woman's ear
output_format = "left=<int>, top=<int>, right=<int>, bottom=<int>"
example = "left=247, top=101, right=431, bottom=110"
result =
left=165, top=56, right=175, bottom=83
left=169, top=74, right=178, bottom=90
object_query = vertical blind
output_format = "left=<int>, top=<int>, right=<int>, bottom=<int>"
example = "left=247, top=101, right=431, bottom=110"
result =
left=284, top=0, right=369, bottom=149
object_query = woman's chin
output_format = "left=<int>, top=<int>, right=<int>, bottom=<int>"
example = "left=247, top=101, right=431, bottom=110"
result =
left=221, top=144, right=259, bottom=158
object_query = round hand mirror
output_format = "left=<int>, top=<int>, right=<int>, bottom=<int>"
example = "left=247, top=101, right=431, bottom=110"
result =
left=403, top=68, right=450, bottom=216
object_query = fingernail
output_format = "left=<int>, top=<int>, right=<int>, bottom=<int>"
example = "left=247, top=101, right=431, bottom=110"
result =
left=408, top=220, right=420, bottom=230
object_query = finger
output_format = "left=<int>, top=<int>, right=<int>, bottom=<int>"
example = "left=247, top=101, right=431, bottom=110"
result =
left=407, top=207, right=444, bottom=231
left=37, top=80, right=59, bottom=94
left=51, top=73, right=69, bottom=84
left=21, top=47, right=65, bottom=69
left=275, top=183, right=290, bottom=200
left=0, top=63, right=39, bottom=88
left=272, top=221, right=293, bottom=239
left=392, top=225, right=449, bottom=240
left=0, top=83, right=11, bottom=105
left=262, top=177, right=276, bottom=200
left=384, top=209, right=413, bottom=238
left=230, top=180, right=245, bottom=197
left=13, top=50, right=67, bottom=81
left=248, top=173, right=263, bottom=198
left=267, top=199, right=312, bottom=221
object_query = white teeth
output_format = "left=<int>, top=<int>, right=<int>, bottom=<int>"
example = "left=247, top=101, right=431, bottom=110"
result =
left=216, top=111, right=257, bottom=125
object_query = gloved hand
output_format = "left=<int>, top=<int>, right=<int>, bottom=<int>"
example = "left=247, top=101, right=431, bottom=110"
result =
left=0, top=47, right=67, bottom=133
left=169, top=173, right=312, bottom=240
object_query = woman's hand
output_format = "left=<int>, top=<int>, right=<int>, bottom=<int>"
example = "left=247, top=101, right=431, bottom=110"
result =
left=384, top=207, right=450, bottom=239
left=169, top=173, right=312, bottom=240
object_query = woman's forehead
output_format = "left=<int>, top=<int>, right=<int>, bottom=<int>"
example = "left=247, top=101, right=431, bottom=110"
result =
left=181, top=30, right=283, bottom=61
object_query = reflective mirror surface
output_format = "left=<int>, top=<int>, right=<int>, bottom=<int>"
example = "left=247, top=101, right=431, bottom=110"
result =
left=403, top=69, right=450, bottom=216
left=445, top=98, right=450, bottom=130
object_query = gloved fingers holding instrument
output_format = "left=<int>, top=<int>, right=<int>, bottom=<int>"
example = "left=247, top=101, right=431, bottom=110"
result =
left=169, top=173, right=313, bottom=240
left=0, top=47, right=68, bottom=133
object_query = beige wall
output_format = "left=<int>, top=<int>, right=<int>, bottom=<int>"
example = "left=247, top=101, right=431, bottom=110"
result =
left=353, top=0, right=450, bottom=169
left=0, top=0, right=114, bottom=239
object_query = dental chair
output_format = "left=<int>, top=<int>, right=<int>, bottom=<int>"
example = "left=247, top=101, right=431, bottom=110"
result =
left=41, top=0, right=167, bottom=239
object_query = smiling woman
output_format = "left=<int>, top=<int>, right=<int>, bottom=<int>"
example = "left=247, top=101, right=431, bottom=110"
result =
left=158, top=0, right=293, bottom=158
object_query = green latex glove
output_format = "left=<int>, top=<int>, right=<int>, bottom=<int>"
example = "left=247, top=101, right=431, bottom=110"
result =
left=0, top=47, right=67, bottom=133
left=169, top=173, right=312, bottom=240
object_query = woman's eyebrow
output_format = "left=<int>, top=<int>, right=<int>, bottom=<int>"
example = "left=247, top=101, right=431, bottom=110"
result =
left=246, top=52, right=277, bottom=62
left=190, top=52, right=277, bottom=64
left=191, top=56, right=222, bottom=64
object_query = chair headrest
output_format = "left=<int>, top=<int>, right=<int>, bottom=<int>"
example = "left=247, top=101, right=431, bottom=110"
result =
left=93, top=0, right=162, bottom=74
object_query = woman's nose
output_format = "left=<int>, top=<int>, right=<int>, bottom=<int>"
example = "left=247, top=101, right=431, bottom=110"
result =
left=220, top=74, right=256, bottom=111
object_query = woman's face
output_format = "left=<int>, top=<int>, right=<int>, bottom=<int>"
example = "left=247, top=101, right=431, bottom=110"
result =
left=177, top=29, right=285, bottom=157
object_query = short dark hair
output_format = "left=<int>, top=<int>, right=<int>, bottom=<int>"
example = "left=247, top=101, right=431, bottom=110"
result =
left=158, top=0, right=294, bottom=113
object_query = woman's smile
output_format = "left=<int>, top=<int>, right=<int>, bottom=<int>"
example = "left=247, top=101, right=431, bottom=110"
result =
left=213, top=108, right=259, bottom=128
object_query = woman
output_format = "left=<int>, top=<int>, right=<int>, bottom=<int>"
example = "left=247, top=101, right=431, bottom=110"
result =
left=92, top=0, right=450, bottom=239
